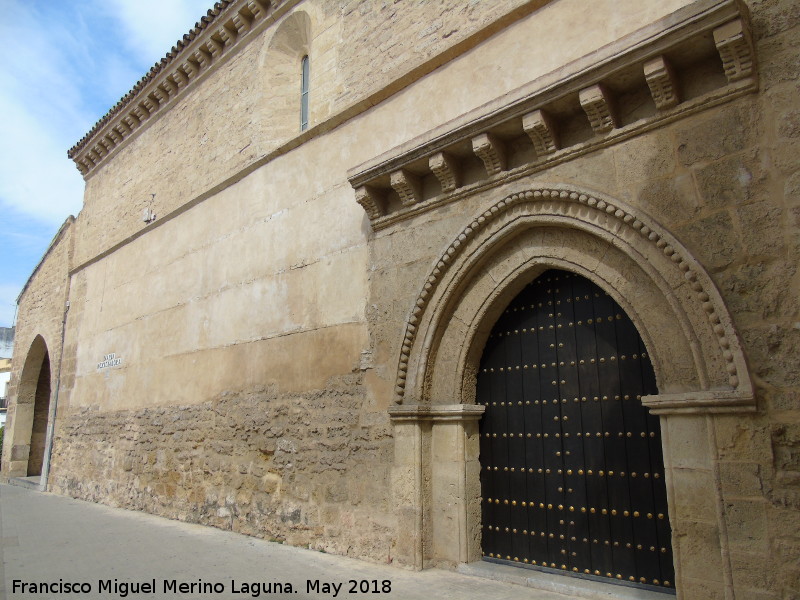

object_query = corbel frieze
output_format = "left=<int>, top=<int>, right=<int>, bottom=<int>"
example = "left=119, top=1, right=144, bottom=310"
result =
left=348, top=0, right=758, bottom=231
left=68, top=0, right=287, bottom=177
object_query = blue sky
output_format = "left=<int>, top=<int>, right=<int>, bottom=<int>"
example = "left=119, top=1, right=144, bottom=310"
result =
left=0, top=0, right=212, bottom=328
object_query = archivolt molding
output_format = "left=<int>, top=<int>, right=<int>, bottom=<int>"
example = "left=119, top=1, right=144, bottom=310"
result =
left=393, top=185, right=755, bottom=415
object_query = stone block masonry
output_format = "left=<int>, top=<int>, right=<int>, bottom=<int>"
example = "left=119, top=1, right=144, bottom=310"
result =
left=49, top=378, right=397, bottom=563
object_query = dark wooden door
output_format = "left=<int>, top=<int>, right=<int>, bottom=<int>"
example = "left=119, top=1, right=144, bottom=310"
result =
left=478, top=269, right=675, bottom=592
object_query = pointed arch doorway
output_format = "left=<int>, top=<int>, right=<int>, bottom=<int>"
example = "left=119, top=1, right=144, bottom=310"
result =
left=5, top=335, right=53, bottom=483
left=477, top=269, right=674, bottom=591
left=388, top=185, right=755, bottom=597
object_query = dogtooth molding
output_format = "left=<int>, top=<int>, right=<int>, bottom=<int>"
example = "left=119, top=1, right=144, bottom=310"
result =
left=392, top=185, right=755, bottom=417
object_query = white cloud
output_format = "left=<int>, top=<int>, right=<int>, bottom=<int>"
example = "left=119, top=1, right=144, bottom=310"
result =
left=0, top=1, right=211, bottom=327
left=102, top=0, right=212, bottom=65
left=0, top=2, right=97, bottom=225
left=0, top=92, right=86, bottom=224
left=0, top=0, right=210, bottom=227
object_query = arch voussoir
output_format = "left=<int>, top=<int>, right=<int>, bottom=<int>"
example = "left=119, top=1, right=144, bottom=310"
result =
left=397, top=185, right=755, bottom=415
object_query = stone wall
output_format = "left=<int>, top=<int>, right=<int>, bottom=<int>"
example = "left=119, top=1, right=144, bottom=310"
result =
left=49, top=377, right=396, bottom=562
left=358, top=0, right=800, bottom=591
left=1, top=219, right=72, bottom=478
left=71, top=0, right=694, bottom=268
left=4, top=0, right=798, bottom=598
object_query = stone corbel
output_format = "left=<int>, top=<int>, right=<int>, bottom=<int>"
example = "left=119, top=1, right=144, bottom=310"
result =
left=76, top=159, right=91, bottom=175
left=204, top=38, right=223, bottom=60
left=522, top=109, right=559, bottom=156
left=472, top=133, right=506, bottom=176
left=192, top=51, right=209, bottom=70
left=247, top=0, right=269, bottom=20
left=131, top=104, right=149, bottom=122
left=390, top=169, right=422, bottom=207
left=122, top=114, right=139, bottom=131
left=644, top=56, right=679, bottom=110
left=355, top=186, right=384, bottom=220
left=115, top=121, right=131, bottom=137
left=107, top=129, right=122, bottom=145
left=231, top=13, right=251, bottom=34
left=429, top=152, right=460, bottom=193
left=171, top=70, right=189, bottom=89
left=182, top=61, right=199, bottom=80
left=217, top=27, right=235, bottom=48
left=151, top=87, right=169, bottom=106
left=160, top=78, right=179, bottom=97
left=713, top=19, right=755, bottom=83
left=142, top=96, right=158, bottom=114
left=641, top=390, right=755, bottom=415
left=579, top=84, right=617, bottom=134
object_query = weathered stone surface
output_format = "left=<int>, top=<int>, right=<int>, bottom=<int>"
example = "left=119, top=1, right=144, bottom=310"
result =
left=692, top=150, right=768, bottom=209
left=675, top=104, right=761, bottom=166
left=676, top=211, right=742, bottom=270
left=49, top=382, right=396, bottom=560
left=747, top=0, right=800, bottom=40
left=716, top=259, right=798, bottom=322
left=720, top=461, right=764, bottom=497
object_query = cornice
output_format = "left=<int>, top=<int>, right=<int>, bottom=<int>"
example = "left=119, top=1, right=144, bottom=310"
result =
left=67, top=0, right=297, bottom=178
left=348, top=0, right=757, bottom=231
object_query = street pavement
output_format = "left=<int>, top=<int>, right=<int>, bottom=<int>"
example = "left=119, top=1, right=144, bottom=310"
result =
left=0, top=483, right=584, bottom=600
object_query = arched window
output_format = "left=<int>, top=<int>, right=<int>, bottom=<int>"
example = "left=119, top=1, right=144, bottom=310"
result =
left=300, top=55, right=309, bottom=131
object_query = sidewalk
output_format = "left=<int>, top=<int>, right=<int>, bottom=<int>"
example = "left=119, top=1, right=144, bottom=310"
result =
left=0, top=484, right=581, bottom=600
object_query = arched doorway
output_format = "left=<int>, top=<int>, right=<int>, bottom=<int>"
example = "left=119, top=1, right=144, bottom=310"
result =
left=4, top=335, right=52, bottom=480
left=388, top=186, right=755, bottom=597
left=28, top=350, right=51, bottom=476
left=477, top=269, right=674, bottom=591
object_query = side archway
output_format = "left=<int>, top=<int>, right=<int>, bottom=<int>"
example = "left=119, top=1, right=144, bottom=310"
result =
left=388, top=185, right=755, bottom=594
left=5, top=335, right=52, bottom=478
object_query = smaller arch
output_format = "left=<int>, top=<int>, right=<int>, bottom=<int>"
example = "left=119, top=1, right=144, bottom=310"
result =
left=6, top=335, right=52, bottom=478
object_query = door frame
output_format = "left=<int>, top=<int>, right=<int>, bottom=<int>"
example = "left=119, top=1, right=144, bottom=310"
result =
left=389, top=184, right=755, bottom=599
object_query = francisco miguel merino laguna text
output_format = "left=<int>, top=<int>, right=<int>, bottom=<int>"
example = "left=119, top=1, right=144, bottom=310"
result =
left=12, top=577, right=393, bottom=597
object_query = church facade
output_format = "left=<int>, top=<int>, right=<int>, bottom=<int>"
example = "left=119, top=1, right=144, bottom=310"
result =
left=3, top=0, right=799, bottom=598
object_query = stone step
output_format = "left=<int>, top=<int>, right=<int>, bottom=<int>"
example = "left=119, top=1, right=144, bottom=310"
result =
left=457, top=561, right=672, bottom=599
left=8, top=476, right=42, bottom=491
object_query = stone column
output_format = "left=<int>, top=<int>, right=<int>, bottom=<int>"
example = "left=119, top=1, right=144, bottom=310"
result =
left=643, top=392, right=757, bottom=600
left=6, top=403, right=34, bottom=477
left=389, top=404, right=484, bottom=569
